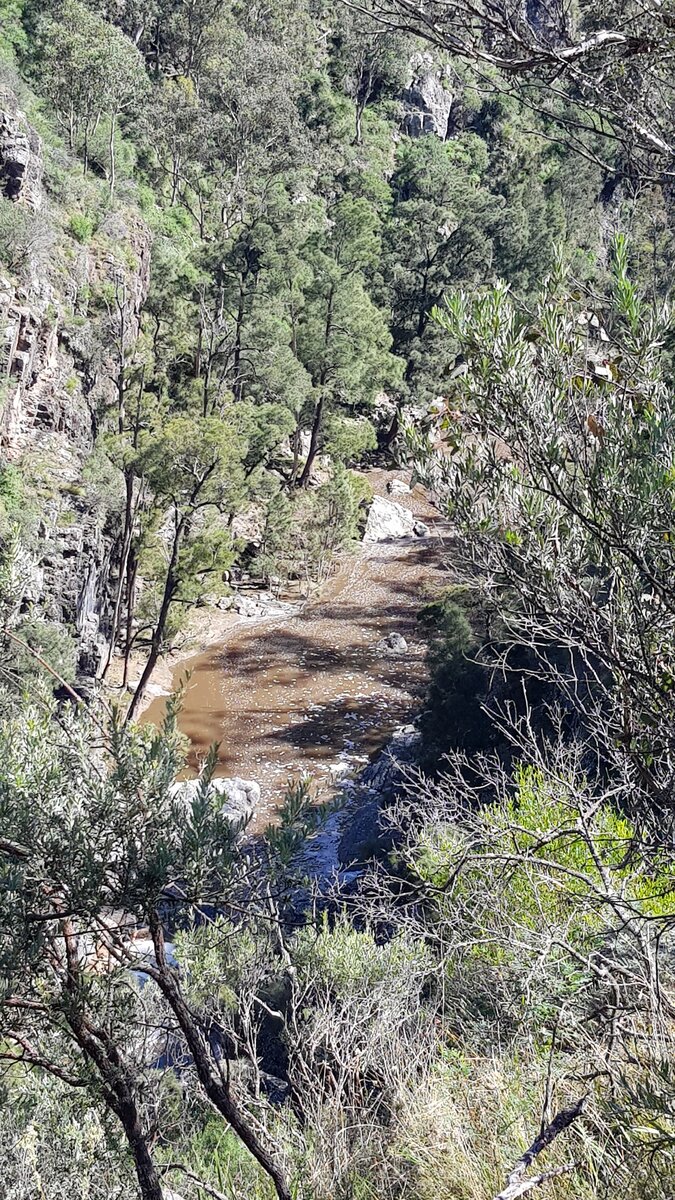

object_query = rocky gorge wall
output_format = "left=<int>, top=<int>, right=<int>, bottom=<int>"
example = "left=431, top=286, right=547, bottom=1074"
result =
left=0, top=86, right=151, bottom=686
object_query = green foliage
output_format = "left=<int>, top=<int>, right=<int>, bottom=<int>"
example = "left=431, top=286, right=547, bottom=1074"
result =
left=303, top=464, right=367, bottom=578
left=5, top=4, right=675, bottom=1197
left=323, top=414, right=377, bottom=464
left=419, top=588, right=492, bottom=763
left=33, top=0, right=148, bottom=187
left=1, top=618, right=78, bottom=689
left=67, top=211, right=96, bottom=242
left=0, top=1070, right=136, bottom=1200
left=136, top=414, right=246, bottom=515
left=0, top=0, right=26, bottom=60
left=0, top=464, right=23, bottom=529
left=294, top=912, right=431, bottom=999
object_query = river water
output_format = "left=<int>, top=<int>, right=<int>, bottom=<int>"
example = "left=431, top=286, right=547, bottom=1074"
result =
left=143, top=474, right=448, bottom=825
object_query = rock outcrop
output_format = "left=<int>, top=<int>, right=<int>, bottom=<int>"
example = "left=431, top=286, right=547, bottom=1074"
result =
left=338, top=724, right=422, bottom=867
left=0, top=88, right=152, bottom=684
left=401, top=53, right=455, bottom=139
left=0, top=94, right=42, bottom=208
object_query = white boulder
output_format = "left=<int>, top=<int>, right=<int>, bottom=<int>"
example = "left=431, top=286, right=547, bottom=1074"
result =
left=233, top=594, right=259, bottom=618
left=363, top=496, right=416, bottom=543
left=376, top=632, right=408, bottom=655
left=171, top=777, right=260, bottom=823
left=387, top=478, right=412, bottom=496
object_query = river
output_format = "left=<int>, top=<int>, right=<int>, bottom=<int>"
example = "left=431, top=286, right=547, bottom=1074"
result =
left=143, top=472, right=448, bottom=825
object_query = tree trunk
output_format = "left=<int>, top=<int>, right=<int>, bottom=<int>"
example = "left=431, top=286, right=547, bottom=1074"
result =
left=109, top=112, right=117, bottom=197
left=148, top=913, right=292, bottom=1200
left=60, top=923, right=164, bottom=1200
left=125, top=517, right=183, bottom=723
left=195, top=317, right=203, bottom=379
left=289, top=420, right=302, bottom=485
left=298, top=393, right=324, bottom=487
left=354, top=102, right=364, bottom=146
left=122, top=549, right=137, bottom=690
left=126, top=639, right=160, bottom=724
left=102, top=296, right=131, bottom=680
left=171, top=153, right=180, bottom=205
left=123, top=1121, right=165, bottom=1200
left=232, top=282, right=246, bottom=402
left=299, top=285, right=334, bottom=488
left=378, top=404, right=401, bottom=451
left=102, top=470, right=134, bottom=680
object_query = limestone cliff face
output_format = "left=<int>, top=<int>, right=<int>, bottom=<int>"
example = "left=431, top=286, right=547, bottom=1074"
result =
left=0, top=88, right=151, bottom=684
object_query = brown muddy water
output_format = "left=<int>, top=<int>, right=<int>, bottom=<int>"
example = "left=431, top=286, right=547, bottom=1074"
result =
left=143, top=476, right=448, bottom=825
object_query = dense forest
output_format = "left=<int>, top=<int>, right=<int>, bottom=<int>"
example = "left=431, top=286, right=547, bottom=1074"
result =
left=1, top=0, right=675, bottom=1197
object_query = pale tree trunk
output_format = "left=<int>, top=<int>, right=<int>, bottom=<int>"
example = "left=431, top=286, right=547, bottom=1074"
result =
left=109, top=111, right=117, bottom=196
left=298, top=392, right=324, bottom=487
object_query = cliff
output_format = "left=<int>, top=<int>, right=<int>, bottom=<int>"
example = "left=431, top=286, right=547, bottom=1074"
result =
left=0, top=85, right=151, bottom=688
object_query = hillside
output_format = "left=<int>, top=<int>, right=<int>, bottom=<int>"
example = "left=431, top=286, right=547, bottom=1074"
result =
left=2, top=3, right=675, bottom=1200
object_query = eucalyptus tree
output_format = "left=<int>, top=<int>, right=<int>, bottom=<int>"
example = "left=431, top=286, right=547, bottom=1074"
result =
left=328, top=0, right=411, bottom=144
left=36, top=0, right=148, bottom=187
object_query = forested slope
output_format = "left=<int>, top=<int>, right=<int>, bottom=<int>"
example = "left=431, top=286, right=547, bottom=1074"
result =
left=0, top=0, right=624, bottom=708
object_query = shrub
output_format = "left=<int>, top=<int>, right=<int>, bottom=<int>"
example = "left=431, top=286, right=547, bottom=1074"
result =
left=3, top=618, right=78, bottom=689
left=418, top=588, right=493, bottom=765
left=0, top=464, right=23, bottom=518
left=0, top=196, right=52, bottom=277
left=323, top=414, right=378, bottom=464
left=67, top=212, right=95, bottom=243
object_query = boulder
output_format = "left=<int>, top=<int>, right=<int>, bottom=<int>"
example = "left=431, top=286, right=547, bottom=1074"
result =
left=233, top=593, right=259, bottom=618
left=328, top=760, right=353, bottom=782
left=375, top=632, right=408, bottom=655
left=387, top=478, right=412, bottom=496
left=171, top=776, right=260, bottom=823
left=338, top=800, right=383, bottom=867
left=413, top=520, right=430, bottom=537
left=363, top=496, right=415, bottom=543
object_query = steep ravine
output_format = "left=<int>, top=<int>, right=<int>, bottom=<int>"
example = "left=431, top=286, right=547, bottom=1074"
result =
left=143, top=474, right=448, bottom=824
